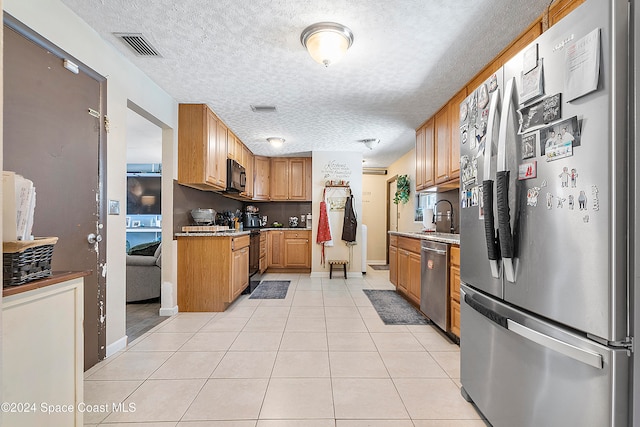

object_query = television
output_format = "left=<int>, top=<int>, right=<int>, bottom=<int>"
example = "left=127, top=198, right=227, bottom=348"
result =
left=127, top=176, right=161, bottom=214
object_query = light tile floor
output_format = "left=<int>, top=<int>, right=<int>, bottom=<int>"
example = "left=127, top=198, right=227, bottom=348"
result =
left=84, top=268, right=487, bottom=426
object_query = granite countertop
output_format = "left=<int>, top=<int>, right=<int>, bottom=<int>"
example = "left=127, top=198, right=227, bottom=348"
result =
left=175, top=227, right=312, bottom=237
left=389, top=230, right=460, bottom=245
left=175, top=230, right=252, bottom=237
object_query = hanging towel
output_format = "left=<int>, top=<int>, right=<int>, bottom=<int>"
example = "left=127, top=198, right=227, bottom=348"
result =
left=316, top=188, right=333, bottom=265
left=342, top=193, right=357, bottom=243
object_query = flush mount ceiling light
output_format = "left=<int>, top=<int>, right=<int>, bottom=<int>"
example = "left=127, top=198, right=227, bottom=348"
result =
left=300, top=22, right=354, bottom=67
left=360, top=138, right=380, bottom=150
left=267, top=137, right=285, bottom=147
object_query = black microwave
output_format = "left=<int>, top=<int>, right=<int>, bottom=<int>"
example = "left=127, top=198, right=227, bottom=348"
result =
left=226, top=159, right=246, bottom=193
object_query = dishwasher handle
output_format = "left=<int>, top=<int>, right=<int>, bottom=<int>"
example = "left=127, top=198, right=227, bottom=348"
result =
left=422, top=246, right=447, bottom=256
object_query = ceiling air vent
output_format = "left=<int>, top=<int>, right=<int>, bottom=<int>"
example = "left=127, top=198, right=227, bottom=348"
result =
left=363, top=168, right=387, bottom=175
left=114, top=33, right=162, bottom=57
left=250, top=105, right=277, bottom=113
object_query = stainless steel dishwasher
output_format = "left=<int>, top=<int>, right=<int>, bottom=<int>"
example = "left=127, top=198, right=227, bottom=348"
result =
left=420, top=240, right=449, bottom=332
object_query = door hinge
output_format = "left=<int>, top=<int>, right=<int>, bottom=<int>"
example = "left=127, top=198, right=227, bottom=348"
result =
left=104, top=115, right=110, bottom=133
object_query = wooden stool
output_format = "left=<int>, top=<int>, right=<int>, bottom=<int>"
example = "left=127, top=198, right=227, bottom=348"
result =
left=328, top=259, right=348, bottom=279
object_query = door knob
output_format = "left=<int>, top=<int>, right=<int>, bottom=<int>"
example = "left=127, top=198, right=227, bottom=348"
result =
left=87, top=233, right=102, bottom=244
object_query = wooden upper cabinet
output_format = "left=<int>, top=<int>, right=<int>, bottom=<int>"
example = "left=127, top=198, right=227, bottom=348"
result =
left=178, top=103, right=226, bottom=191
left=415, top=118, right=435, bottom=191
left=270, top=158, right=289, bottom=200
left=242, top=145, right=254, bottom=198
left=288, top=158, right=306, bottom=201
left=227, top=131, right=240, bottom=162
left=448, top=88, right=467, bottom=180
left=270, top=157, right=311, bottom=201
left=497, top=20, right=542, bottom=66
left=434, top=106, right=451, bottom=184
left=548, top=0, right=585, bottom=27
left=216, top=119, right=228, bottom=189
left=415, top=126, right=425, bottom=191
left=253, top=156, right=270, bottom=201
left=423, top=118, right=435, bottom=188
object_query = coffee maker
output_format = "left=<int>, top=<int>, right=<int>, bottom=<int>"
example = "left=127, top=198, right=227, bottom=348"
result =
left=244, top=212, right=262, bottom=228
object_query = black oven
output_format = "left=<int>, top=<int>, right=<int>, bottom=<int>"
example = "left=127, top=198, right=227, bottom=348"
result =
left=243, top=230, right=262, bottom=294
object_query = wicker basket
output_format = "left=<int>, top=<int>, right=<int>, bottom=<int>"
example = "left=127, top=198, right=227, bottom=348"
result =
left=3, top=237, right=58, bottom=286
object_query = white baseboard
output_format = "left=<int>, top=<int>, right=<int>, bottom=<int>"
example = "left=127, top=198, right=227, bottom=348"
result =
left=159, top=305, right=178, bottom=317
left=367, top=259, right=387, bottom=265
left=106, top=335, right=128, bottom=358
left=310, top=272, right=364, bottom=279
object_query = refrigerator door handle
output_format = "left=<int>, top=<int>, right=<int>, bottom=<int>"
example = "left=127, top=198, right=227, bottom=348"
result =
left=496, top=77, right=517, bottom=282
left=507, top=319, right=604, bottom=369
left=464, top=292, right=508, bottom=328
left=482, top=89, right=501, bottom=278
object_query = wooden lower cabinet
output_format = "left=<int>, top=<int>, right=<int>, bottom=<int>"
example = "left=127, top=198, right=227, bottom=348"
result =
left=268, top=229, right=311, bottom=270
left=267, top=230, right=285, bottom=267
left=391, top=235, right=421, bottom=306
left=389, top=241, right=398, bottom=286
left=283, top=230, right=311, bottom=268
left=449, top=245, right=461, bottom=337
left=259, top=232, right=267, bottom=273
left=177, top=234, right=249, bottom=312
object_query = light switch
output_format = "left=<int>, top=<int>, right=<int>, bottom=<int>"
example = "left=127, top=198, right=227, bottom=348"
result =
left=108, top=199, right=120, bottom=215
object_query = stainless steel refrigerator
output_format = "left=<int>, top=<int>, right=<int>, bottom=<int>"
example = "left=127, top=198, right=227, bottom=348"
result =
left=458, top=0, right=632, bottom=425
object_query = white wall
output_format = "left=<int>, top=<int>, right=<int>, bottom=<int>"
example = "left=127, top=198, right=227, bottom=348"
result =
left=311, top=152, right=363, bottom=277
left=5, top=0, right=179, bottom=355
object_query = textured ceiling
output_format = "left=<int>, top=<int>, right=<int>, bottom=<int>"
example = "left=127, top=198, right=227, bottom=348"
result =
left=61, top=0, right=551, bottom=167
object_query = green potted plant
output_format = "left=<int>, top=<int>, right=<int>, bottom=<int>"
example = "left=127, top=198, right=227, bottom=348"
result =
left=394, top=175, right=410, bottom=205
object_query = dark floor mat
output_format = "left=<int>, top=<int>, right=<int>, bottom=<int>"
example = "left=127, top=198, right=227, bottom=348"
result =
left=369, top=264, right=390, bottom=270
left=363, top=289, right=431, bottom=325
left=249, top=280, right=290, bottom=299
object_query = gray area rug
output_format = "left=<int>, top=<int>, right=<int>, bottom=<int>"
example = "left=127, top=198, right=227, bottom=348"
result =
left=249, top=280, right=290, bottom=299
left=369, top=264, right=390, bottom=271
left=363, top=289, right=431, bottom=325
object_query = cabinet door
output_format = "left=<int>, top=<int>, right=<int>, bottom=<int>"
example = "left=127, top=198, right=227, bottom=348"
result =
left=389, top=245, right=398, bottom=286
left=423, top=118, right=435, bottom=188
left=497, top=20, right=542, bottom=66
left=231, top=246, right=249, bottom=300
left=242, top=145, right=254, bottom=198
left=267, top=230, right=284, bottom=267
left=205, top=108, right=219, bottom=186
left=270, top=158, right=289, bottom=200
left=216, top=118, right=228, bottom=188
left=415, top=126, right=425, bottom=191
left=448, top=88, right=467, bottom=180
left=451, top=300, right=461, bottom=337
left=548, top=0, right=584, bottom=27
left=408, top=251, right=421, bottom=304
left=397, top=249, right=409, bottom=293
left=450, top=265, right=460, bottom=303
left=435, top=106, right=450, bottom=184
left=288, top=158, right=306, bottom=200
left=253, top=156, right=270, bottom=201
left=284, top=238, right=310, bottom=267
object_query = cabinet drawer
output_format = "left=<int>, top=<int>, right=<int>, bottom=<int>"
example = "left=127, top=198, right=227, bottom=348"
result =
left=398, top=236, right=421, bottom=254
left=232, top=235, right=250, bottom=250
left=450, top=245, right=460, bottom=267
left=284, top=230, right=310, bottom=240
left=389, top=235, right=398, bottom=246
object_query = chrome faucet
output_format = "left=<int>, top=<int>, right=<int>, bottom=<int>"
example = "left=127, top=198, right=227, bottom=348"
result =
left=433, top=199, right=455, bottom=234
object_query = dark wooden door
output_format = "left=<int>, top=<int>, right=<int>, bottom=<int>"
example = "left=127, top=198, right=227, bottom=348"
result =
left=3, top=24, right=107, bottom=370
